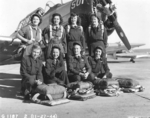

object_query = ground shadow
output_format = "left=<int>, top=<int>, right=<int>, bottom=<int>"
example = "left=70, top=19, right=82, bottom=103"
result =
left=114, top=75, right=145, bottom=81
left=108, top=60, right=130, bottom=63
left=108, top=58, right=148, bottom=63
left=0, top=73, right=22, bottom=99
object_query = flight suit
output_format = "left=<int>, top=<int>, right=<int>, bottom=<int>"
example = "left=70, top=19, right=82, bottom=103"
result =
left=20, top=55, right=43, bottom=94
left=87, top=24, right=108, bottom=57
left=88, top=56, right=111, bottom=82
left=66, top=25, right=85, bottom=56
left=44, top=57, right=69, bottom=86
left=68, top=55, right=91, bottom=82
left=15, top=25, right=42, bottom=60
left=43, top=25, right=67, bottom=59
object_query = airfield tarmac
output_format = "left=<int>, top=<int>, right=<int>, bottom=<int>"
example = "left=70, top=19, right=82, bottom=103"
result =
left=0, top=57, right=150, bottom=118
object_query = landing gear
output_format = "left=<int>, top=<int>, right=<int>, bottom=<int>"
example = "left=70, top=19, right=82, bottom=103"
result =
left=130, top=58, right=135, bottom=63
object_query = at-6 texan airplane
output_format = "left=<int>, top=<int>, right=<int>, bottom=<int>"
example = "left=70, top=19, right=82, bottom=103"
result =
left=0, top=0, right=149, bottom=64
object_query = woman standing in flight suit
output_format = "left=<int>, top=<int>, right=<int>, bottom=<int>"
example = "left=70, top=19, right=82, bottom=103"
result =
left=17, top=13, right=43, bottom=58
left=43, top=13, right=67, bottom=59
left=65, top=13, right=86, bottom=56
left=87, top=14, right=108, bottom=58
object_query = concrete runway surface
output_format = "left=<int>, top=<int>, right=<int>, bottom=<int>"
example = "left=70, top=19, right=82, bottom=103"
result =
left=0, top=58, right=150, bottom=118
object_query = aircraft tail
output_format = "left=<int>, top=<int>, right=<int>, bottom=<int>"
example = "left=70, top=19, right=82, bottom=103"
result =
left=0, top=7, right=45, bottom=45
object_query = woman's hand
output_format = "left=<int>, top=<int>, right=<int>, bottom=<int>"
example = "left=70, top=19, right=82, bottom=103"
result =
left=84, top=72, right=89, bottom=79
left=79, top=72, right=85, bottom=77
left=82, top=51, right=85, bottom=55
left=31, top=38, right=35, bottom=41
left=95, top=76, right=98, bottom=80
left=35, top=80, right=42, bottom=85
left=27, top=40, right=34, bottom=45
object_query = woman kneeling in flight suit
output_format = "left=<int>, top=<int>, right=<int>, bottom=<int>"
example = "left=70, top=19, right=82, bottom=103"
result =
left=88, top=46, right=112, bottom=84
left=20, top=45, right=43, bottom=100
left=44, top=46, right=69, bottom=87
left=67, top=42, right=91, bottom=82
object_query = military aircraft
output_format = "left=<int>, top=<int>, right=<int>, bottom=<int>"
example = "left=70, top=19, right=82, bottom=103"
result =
left=0, top=36, right=148, bottom=64
left=0, top=0, right=149, bottom=64
left=106, top=42, right=150, bottom=63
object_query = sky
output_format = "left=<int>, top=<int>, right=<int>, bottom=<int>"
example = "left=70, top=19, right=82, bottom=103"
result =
left=0, top=0, right=150, bottom=49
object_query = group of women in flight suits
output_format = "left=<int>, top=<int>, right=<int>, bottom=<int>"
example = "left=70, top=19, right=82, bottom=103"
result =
left=17, top=12, right=112, bottom=99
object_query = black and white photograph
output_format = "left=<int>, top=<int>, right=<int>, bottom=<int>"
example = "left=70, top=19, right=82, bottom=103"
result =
left=0, top=0, right=150, bottom=118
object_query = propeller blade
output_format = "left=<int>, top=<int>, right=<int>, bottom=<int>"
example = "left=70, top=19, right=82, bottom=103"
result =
left=101, top=0, right=131, bottom=50
left=113, top=20, right=131, bottom=50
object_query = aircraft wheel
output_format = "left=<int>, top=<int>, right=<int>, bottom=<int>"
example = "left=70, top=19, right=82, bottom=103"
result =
left=130, top=59, right=135, bottom=63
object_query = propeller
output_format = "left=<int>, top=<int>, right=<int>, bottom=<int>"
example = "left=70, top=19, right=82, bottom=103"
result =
left=101, top=0, right=131, bottom=50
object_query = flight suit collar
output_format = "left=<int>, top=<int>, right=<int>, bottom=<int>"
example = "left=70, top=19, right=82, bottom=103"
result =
left=52, top=25, right=61, bottom=30
left=52, top=58, right=59, bottom=65
left=93, top=56, right=102, bottom=62
left=75, top=55, right=85, bottom=62
left=30, top=55, right=39, bottom=62
left=31, top=25, right=38, bottom=31
left=75, top=54, right=81, bottom=58
left=71, top=25, right=78, bottom=29
left=91, top=24, right=101, bottom=30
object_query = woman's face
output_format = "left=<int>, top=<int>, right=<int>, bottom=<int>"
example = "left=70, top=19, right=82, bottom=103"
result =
left=71, top=16, right=78, bottom=25
left=52, top=48, right=60, bottom=59
left=95, top=49, right=102, bottom=58
left=32, top=48, right=41, bottom=59
left=53, top=16, right=60, bottom=25
left=91, top=16, right=99, bottom=26
left=32, top=16, right=40, bottom=26
left=74, top=45, right=81, bottom=56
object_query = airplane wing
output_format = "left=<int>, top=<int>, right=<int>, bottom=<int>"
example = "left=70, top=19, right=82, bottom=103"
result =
left=0, top=2, right=72, bottom=64
left=106, top=43, right=145, bottom=55
left=0, top=37, right=20, bottom=56
left=106, top=46, right=126, bottom=54
left=116, top=53, right=150, bottom=59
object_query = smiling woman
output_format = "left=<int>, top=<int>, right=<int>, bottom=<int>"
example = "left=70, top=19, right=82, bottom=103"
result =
left=44, top=46, right=69, bottom=86
left=31, top=44, right=42, bottom=60
left=0, top=0, right=71, bottom=36
left=31, top=14, right=42, bottom=26
left=43, top=13, right=67, bottom=59
left=16, top=13, right=43, bottom=58
left=0, top=0, right=149, bottom=49
left=20, top=44, right=43, bottom=100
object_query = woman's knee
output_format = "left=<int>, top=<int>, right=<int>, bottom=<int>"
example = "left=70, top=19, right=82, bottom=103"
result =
left=75, top=75, right=81, bottom=81
left=88, top=73, right=95, bottom=80
left=69, top=75, right=81, bottom=82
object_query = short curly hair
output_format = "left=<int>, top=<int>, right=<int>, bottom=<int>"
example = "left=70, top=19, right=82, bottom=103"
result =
left=52, top=45, right=61, bottom=52
left=68, top=13, right=81, bottom=26
left=51, top=13, right=63, bottom=25
left=30, top=13, right=42, bottom=26
left=89, top=14, right=100, bottom=24
left=31, top=44, right=42, bottom=56
left=93, top=46, right=103, bottom=54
